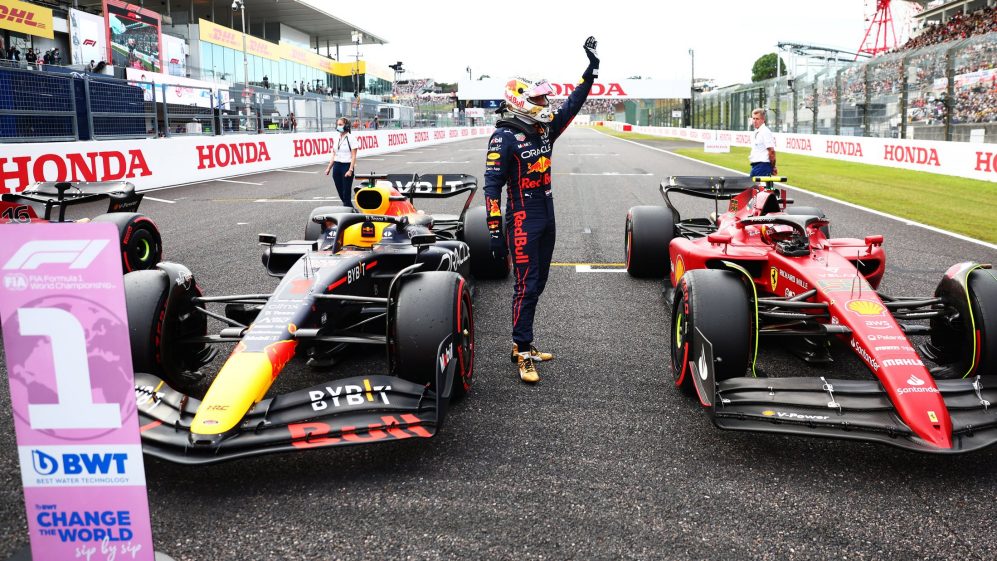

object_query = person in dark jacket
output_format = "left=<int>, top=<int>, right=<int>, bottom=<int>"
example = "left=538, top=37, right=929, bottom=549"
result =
left=482, top=36, right=600, bottom=383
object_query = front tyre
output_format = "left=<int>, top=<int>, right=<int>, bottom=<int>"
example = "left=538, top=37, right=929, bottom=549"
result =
left=626, top=206, right=674, bottom=278
left=90, top=212, right=162, bottom=272
left=124, top=265, right=215, bottom=395
left=671, top=269, right=752, bottom=400
left=391, top=272, right=474, bottom=400
left=928, top=265, right=997, bottom=378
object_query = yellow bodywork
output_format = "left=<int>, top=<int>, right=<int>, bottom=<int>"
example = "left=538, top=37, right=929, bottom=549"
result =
left=191, top=352, right=276, bottom=435
left=340, top=221, right=390, bottom=248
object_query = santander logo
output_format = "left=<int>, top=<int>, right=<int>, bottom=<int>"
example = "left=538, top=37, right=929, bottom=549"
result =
left=907, top=374, right=925, bottom=386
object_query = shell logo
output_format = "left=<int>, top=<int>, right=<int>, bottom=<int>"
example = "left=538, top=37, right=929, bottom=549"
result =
left=847, top=300, right=885, bottom=316
left=673, top=255, right=685, bottom=284
left=762, top=410, right=776, bottom=417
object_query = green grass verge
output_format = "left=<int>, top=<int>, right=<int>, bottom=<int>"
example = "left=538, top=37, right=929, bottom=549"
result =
left=671, top=146, right=995, bottom=244
left=590, top=124, right=685, bottom=142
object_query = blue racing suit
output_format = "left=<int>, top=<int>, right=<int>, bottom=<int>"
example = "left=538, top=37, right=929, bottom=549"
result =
left=483, top=64, right=596, bottom=350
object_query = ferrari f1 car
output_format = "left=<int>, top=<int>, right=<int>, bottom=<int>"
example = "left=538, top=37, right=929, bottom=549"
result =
left=626, top=176, right=996, bottom=453
left=127, top=175, right=479, bottom=464
left=1, top=181, right=162, bottom=271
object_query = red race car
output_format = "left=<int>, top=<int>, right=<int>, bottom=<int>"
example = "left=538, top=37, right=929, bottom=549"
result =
left=626, top=176, right=997, bottom=453
left=1, top=181, right=162, bottom=272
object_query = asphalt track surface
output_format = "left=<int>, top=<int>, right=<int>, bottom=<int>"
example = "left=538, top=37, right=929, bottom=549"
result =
left=2, top=127, right=997, bottom=561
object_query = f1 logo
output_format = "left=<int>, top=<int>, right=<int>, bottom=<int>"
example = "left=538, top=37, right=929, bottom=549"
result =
left=83, top=39, right=97, bottom=47
left=3, top=240, right=109, bottom=270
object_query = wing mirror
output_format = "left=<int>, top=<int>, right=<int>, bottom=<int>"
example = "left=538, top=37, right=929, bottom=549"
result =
left=258, top=233, right=277, bottom=246
left=410, top=233, right=437, bottom=246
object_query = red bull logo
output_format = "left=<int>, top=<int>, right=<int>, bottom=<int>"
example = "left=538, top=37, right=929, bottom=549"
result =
left=487, top=198, right=501, bottom=218
left=512, top=211, right=528, bottom=264
left=527, top=156, right=551, bottom=174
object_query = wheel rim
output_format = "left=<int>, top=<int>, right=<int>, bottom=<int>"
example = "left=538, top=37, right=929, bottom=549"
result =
left=137, top=238, right=152, bottom=262
left=672, top=301, right=688, bottom=380
left=456, top=283, right=474, bottom=391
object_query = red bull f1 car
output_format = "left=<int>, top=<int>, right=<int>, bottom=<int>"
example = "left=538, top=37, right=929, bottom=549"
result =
left=626, top=176, right=997, bottom=453
left=128, top=175, right=481, bottom=464
left=1, top=181, right=162, bottom=271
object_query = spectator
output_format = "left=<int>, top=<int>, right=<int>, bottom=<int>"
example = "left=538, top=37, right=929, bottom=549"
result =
left=43, top=50, right=52, bottom=65
left=87, top=59, right=95, bottom=72
left=262, top=75, right=269, bottom=89
left=749, top=108, right=777, bottom=177
left=8, top=45, right=20, bottom=61
left=53, top=48, right=61, bottom=64
left=289, top=112, right=297, bottom=132
left=372, top=115, right=379, bottom=130
left=25, top=48, right=36, bottom=64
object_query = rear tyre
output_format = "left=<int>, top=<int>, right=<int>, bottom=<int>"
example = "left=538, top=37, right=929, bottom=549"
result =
left=462, top=205, right=509, bottom=280
left=930, top=267, right=997, bottom=378
left=304, top=205, right=353, bottom=241
left=90, top=212, right=162, bottom=272
left=391, top=272, right=474, bottom=400
left=626, top=206, right=674, bottom=278
left=671, top=269, right=752, bottom=398
left=785, top=206, right=830, bottom=238
left=124, top=267, right=214, bottom=395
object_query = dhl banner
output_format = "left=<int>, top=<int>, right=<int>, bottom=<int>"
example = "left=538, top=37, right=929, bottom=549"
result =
left=199, top=18, right=279, bottom=61
left=0, top=0, right=53, bottom=39
left=279, top=43, right=365, bottom=77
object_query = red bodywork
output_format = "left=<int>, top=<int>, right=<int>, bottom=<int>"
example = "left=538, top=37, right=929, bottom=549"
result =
left=670, top=184, right=956, bottom=449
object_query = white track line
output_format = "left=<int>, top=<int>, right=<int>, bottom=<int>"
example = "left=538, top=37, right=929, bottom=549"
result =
left=556, top=172, right=652, bottom=176
left=406, top=161, right=469, bottom=164
left=218, top=178, right=264, bottom=186
left=589, top=128, right=997, bottom=251
left=575, top=265, right=628, bottom=273
left=142, top=196, right=175, bottom=203
left=278, top=169, right=318, bottom=174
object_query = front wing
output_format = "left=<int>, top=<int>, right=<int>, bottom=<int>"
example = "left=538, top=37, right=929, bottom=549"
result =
left=714, top=376, right=997, bottom=453
left=135, top=372, right=442, bottom=465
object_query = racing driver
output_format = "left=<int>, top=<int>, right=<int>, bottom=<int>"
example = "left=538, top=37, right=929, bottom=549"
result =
left=483, top=36, right=600, bottom=383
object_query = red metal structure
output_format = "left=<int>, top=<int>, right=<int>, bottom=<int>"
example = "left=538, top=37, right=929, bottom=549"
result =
left=856, top=0, right=898, bottom=58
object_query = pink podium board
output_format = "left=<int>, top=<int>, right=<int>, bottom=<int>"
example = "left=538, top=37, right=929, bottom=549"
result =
left=0, top=223, right=155, bottom=561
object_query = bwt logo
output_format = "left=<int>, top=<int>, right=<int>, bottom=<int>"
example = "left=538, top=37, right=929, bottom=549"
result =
left=32, top=450, right=128, bottom=476
left=83, top=39, right=97, bottom=47
left=3, top=240, right=108, bottom=270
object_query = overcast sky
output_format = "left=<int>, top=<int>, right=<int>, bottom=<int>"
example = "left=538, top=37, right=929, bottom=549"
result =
left=304, top=0, right=921, bottom=85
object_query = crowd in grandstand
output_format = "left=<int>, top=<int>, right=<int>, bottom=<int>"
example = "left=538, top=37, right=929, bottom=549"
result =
left=392, top=78, right=432, bottom=97
left=549, top=98, right=621, bottom=117
left=896, top=7, right=997, bottom=51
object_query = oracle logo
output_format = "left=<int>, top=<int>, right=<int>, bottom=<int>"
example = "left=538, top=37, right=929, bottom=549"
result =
left=884, top=145, right=939, bottom=166
left=826, top=140, right=864, bottom=157
left=196, top=141, right=271, bottom=169
left=1, top=151, right=152, bottom=193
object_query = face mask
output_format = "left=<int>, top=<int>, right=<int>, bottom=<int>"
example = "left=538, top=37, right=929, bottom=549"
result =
left=337, top=126, right=345, bottom=133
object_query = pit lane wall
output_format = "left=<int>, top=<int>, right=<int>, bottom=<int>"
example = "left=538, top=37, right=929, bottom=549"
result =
left=596, top=122, right=997, bottom=183
left=0, top=126, right=492, bottom=195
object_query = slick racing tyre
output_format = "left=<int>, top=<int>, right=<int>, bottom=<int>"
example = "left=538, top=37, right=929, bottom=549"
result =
left=785, top=206, right=830, bottom=238
left=462, top=205, right=510, bottom=280
left=90, top=212, right=163, bottom=272
left=124, top=264, right=216, bottom=395
left=390, top=271, right=474, bottom=400
left=626, top=206, right=674, bottom=278
left=929, top=266, right=997, bottom=378
left=671, top=269, right=752, bottom=398
left=304, top=205, right=353, bottom=241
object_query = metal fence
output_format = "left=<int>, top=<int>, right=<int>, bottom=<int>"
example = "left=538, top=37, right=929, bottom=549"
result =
left=693, top=31, right=997, bottom=142
left=0, top=65, right=77, bottom=142
left=87, top=76, right=158, bottom=139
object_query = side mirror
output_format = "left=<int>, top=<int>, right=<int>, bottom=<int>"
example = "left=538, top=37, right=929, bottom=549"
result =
left=410, top=233, right=436, bottom=246
left=258, top=233, right=277, bottom=246
left=864, top=235, right=883, bottom=247
left=707, top=232, right=732, bottom=245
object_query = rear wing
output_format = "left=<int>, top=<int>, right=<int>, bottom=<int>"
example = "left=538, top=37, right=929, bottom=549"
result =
left=0, top=181, right=143, bottom=221
left=362, top=173, right=478, bottom=199
left=661, top=176, right=758, bottom=200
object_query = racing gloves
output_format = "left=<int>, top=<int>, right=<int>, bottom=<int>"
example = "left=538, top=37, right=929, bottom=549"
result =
left=584, top=36, right=599, bottom=79
left=486, top=197, right=507, bottom=259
